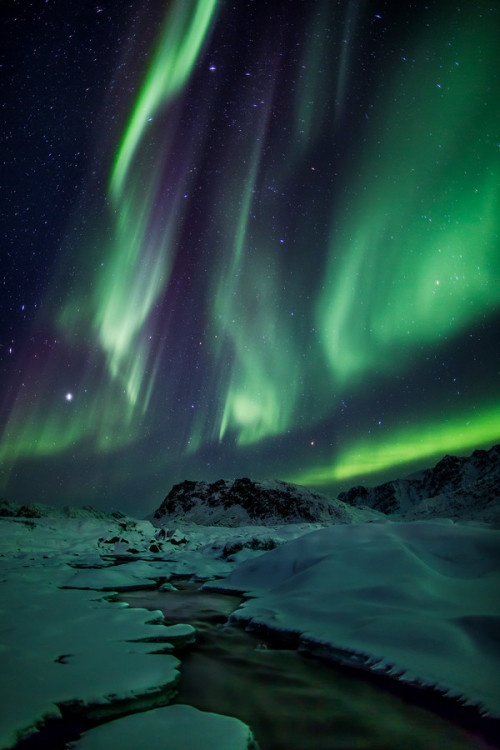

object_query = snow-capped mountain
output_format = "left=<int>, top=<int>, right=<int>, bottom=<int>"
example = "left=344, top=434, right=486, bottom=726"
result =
left=152, top=477, right=381, bottom=527
left=338, top=444, right=500, bottom=522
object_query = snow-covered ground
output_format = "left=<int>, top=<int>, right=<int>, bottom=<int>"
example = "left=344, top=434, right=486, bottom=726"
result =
left=0, top=555, right=179, bottom=747
left=70, top=704, right=259, bottom=750
left=0, top=516, right=266, bottom=749
left=1, top=475, right=499, bottom=747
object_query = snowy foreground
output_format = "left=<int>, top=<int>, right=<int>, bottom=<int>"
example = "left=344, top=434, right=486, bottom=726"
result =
left=0, top=508, right=499, bottom=748
left=0, top=516, right=313, bottom=749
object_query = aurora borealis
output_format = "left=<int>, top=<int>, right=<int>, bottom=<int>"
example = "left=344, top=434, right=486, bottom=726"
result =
left=1, top=0, right=499, bottom=513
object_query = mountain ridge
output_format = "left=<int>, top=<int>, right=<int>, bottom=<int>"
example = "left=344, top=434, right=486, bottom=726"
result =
left=338, top=444, right=500, bottom=522
left=153, top=444, right=500, bottom=526
left=152, top=476, right=381, bottom=527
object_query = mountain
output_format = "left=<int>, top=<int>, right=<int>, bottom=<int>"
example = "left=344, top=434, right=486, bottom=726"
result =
left=152, top=477, right=381, bottom=527
left=338, top=444, right=500, bottom=522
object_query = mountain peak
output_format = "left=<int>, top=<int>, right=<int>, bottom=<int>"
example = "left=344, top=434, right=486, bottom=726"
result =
left=153, top=477, right=380, bottom=527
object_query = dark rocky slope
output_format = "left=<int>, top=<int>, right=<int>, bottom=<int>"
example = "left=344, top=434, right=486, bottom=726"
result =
left=153, top=477, right=381, bottom=527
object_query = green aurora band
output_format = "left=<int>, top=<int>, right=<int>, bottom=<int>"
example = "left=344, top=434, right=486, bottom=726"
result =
left=316, top=20, right=499, bottom=385
left=62, top=0, right=220, bottom=419
left=96, top=0, right=219, bottom=409
left=109, top=0, right=220, bottom=201
left=1, top=0, right=221, bottom=466
left=0, top=1, right=498, bottom=503
left=291, top=402, right=500, bottom=487
left=206, top=3, right=500, bottom=474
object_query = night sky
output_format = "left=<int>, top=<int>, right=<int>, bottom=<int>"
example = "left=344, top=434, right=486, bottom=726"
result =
left=1, top=0, right=499, bottom=515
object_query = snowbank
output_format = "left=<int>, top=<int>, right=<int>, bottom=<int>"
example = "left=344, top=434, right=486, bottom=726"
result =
left=212, top=519, right=500, bottom=716
left=61, top=560, right=171, bottom=590
left=70, top=704, right=259, bottom=750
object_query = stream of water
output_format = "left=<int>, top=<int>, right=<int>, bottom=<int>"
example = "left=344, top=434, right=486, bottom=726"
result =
left=120, top=583, right=498, bottom=750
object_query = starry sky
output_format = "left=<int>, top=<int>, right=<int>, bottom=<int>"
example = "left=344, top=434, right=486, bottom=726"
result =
left=1, top=0, right=499, bottom=515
